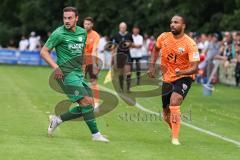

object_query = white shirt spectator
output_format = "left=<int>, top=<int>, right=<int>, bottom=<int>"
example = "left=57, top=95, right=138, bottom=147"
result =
left=29, top=32, right=40, bottom=51
left=19, top=37, right=29, bottom=51
left=130, top=34, right=143, bottom=58
left=198, top=40, right=209, bottom=52
left=142, top=38, right=150, bottom=56
left=98, top=36, right=107, bottom=53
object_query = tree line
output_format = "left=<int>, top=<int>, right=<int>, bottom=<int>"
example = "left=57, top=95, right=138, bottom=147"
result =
left=0, top=0, right=239, bottom=46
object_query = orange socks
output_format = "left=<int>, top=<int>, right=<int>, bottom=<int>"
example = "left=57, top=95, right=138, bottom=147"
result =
left=162, top=108, right=172, bottom=129
left=170, top=106, right=181, bottom=139
left=91, top=83, right=99, bottom=104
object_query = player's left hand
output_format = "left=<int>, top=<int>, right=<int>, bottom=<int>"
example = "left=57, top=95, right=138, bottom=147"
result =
left=54, top=68, right=64, bottom=80
left=93, top=64, right=100, bottom=75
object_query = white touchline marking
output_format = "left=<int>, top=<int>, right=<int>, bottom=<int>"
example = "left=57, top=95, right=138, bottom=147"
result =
left=99, top=85, right=240, bottom=146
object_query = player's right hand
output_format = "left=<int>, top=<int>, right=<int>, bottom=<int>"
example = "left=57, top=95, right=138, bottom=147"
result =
left=147, top=65, right=155, bottom=78
left=54, top=68, right=64, bottom=80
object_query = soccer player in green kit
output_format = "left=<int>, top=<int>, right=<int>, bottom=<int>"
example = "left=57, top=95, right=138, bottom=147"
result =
left=40, top=6, right=109, bottom=142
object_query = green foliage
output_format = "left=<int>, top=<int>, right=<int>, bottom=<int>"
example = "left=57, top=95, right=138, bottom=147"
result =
left=220, top=9, right=240, bottom=31
left=0, top=0, right=239, bottom=46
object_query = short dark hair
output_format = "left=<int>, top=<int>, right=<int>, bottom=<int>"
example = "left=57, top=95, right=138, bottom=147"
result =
left=173, top=14, right=187, bottom=25
left=63, top=6, right=78, bottom=16
left=84, top=16, right=94, bottom=23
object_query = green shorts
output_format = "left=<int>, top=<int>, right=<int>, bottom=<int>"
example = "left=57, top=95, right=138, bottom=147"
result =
left=58, top=71, right=92, bottom=102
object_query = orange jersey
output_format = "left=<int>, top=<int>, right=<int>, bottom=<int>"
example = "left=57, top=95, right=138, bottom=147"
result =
left=156, top=32, right=200, bottom=82
left=84, top=30, right=100, bottom=65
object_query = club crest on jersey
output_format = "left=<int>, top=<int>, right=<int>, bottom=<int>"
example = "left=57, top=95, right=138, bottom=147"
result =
left=74, top=90, right=79, bottom=96
left=78, top=37, right=83, bottom=42
left=178, top=47, right=185, bottom=54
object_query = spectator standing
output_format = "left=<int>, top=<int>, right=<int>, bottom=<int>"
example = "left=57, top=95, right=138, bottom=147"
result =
left=29, top=31, right=40, bottom=51
left=19, top=35, right=29, bottom=51
left=205, top=33, right=222, bottom=79
left=142, top=33, right=150, bottom=61
left=130, top=26, right=143, bottom=85
left=98, top=35, right=109, bottom=69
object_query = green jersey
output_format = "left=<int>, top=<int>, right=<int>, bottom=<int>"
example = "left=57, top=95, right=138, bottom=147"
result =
left=45, top=25, right=87, bottom=75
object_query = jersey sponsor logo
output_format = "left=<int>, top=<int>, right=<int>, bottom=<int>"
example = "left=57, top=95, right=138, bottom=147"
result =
left=68, top=43, right=85, bottom=50
left=167, top=53, right=177, bottom=63
left=167, top=53, right=174, bottom=61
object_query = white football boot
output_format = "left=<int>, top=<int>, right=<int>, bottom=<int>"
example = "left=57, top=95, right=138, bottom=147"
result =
left=48, top=115, right=62, bottom=136
left=92, top=132, right=109, bottom=142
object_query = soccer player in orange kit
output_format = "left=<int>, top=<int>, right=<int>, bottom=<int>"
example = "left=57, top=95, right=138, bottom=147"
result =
left=83, top=17, right=101, bottom=109
left=148, top=15, right=200, bottom=145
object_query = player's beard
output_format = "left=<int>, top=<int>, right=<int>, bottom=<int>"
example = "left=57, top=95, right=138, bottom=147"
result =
left=64, top=22, right=76, bottom=30
left=171, top=27, right=182, bottom=36
left=64, top=23, right=71, bottom=29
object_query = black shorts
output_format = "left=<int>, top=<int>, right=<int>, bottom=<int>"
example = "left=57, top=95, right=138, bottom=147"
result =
left=162, top=77, right=193, bottom=108
left=85, top=64, right=97, bottom=79
left=116, top=53, right=131, bottom=68
left=130, top=57, right=141, bottom=62
left=130, top=58, right=141, bottom=71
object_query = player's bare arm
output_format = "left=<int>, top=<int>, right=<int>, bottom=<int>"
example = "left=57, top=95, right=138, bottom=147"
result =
left=40, top=46, right=63, bottom=79
left=148, top=45, right=160, bottom=78
left=175, top=61, right=199, bottom=76
left=92, top=41, right=100, bottom=74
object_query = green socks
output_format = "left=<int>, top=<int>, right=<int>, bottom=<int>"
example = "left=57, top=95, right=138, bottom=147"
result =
left=60, top=105, right=82, bottom=121
left=59, top=104, right=99, bottom=134
left=82, top=105, right=99, bottom=134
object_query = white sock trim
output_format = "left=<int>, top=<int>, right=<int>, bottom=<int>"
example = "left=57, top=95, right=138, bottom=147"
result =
left=92, top=132, right=100, bottom=137
left=57, top=116, right=63, bottom=123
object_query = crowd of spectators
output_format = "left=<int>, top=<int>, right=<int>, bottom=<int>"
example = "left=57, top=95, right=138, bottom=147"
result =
left=2, top=30, right=240, bottom=86
left=191, top=31, right=240, bottom=86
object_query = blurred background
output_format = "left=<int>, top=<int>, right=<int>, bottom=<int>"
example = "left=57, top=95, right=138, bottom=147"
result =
left=1, top=0, right=240, bottom=87
left=0, top=0, right=240, bottom=46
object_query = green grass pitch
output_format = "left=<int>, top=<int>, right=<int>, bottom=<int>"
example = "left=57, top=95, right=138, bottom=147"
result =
left=0, top=65, right=239, bottom=160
